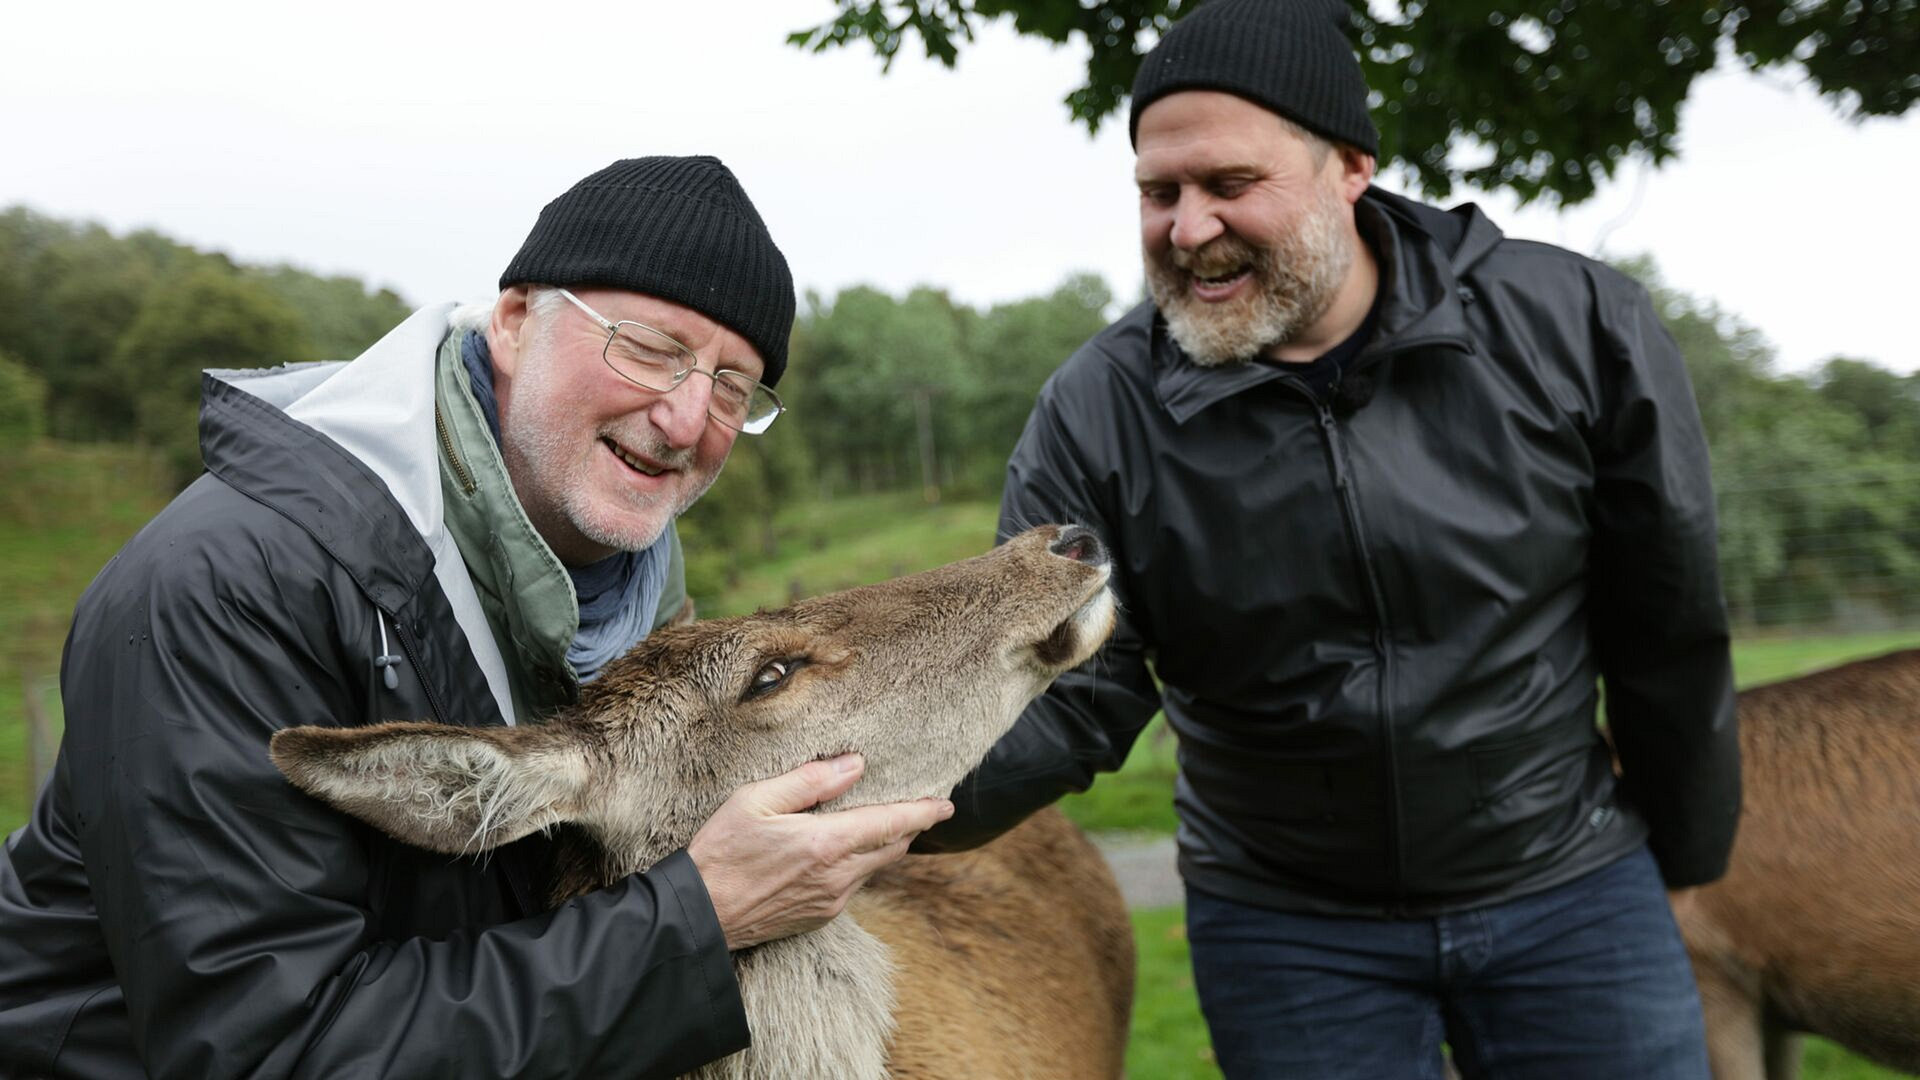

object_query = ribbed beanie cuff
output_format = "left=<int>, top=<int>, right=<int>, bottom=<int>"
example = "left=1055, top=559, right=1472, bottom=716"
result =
left=1129, top=0, right=1379, bottom=155
left=500, top=156, right=797, bottom=386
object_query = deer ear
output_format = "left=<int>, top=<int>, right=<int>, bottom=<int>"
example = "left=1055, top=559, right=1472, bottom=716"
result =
left=269, top=721, right=593, bottom=855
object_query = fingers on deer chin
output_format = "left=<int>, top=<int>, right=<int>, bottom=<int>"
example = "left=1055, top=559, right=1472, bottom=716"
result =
left=810, top=756, right=865, bottom=801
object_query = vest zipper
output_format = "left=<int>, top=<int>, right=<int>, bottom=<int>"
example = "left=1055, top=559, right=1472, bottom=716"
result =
left=435, top=405, right=477, bottom=496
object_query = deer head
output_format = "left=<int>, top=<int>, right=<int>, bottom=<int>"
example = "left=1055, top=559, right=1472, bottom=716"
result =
left=269, top=524, right=1116, bottom=888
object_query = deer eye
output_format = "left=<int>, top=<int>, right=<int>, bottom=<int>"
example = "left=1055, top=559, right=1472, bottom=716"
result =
left=744, top=658, right=805, bottom=701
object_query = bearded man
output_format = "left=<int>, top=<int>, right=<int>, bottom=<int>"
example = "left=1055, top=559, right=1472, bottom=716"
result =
left=918, top=2, right=1738, bottom=1077
left=0, top=156, right=953, bottom=1079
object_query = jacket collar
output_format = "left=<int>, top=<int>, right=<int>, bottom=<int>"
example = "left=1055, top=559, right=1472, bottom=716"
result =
left=1152, top=186, right=1494, bottom=424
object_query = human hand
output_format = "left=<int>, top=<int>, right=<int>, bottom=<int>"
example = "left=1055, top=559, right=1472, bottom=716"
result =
left=688, top=753, right=955, bottom=950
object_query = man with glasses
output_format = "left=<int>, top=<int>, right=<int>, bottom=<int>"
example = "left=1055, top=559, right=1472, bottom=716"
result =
left=0, top=156, right=953, bottom=1078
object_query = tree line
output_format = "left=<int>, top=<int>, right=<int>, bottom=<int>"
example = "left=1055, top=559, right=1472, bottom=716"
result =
left=0, top=206, right=411, bottom=477
left=1625, top=255, right=1920, bottom=629
left=3, top=206, right=1916, bottom=629
left=673, top=274, right=1117, bottom=597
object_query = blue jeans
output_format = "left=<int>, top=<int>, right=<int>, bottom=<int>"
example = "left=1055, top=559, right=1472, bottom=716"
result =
left=1185, top=846, right=1709, bottom=1079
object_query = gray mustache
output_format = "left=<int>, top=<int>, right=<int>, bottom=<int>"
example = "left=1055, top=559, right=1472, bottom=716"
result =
left=1169, top=237, right=1259, bottom=276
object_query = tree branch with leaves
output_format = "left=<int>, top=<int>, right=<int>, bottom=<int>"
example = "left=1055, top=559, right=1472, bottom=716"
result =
left=789, top=0, right=1918, bottom=204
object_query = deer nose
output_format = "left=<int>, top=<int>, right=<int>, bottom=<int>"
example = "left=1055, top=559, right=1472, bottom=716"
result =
left=1049, top=525, right=1109, bottom=567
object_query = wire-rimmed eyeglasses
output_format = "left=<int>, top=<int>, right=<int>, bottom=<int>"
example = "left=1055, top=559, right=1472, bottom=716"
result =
left=556, top=288, right=784, bottom=435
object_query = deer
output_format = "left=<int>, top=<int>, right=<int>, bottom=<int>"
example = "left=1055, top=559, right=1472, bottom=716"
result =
left=269, top=524, right=1136, bottom=1080
left=1672, top=649, right=1920, bottom=1080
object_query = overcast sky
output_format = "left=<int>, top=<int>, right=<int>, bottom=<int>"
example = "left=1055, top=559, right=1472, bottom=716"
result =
left=5, top=1, right=1915, bottom=374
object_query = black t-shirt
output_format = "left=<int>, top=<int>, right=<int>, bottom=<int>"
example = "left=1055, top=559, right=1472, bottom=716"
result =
left=1265, top=288, right=1381, bottom=403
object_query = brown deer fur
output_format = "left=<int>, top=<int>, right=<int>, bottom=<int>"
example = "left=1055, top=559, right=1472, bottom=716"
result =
left=1674, top=649, right=1920, bottom=1080
left=271, top=525, right=1134, bottom=1080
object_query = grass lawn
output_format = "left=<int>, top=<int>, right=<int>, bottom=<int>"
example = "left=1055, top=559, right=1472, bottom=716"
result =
left=695, top=492, right=1001, bottom=618
left=1129, top=906, right=1219, bottom=1078
left=0, top=444, right=172, bottom=827
left=1731, top=630, right=1920, bottom=687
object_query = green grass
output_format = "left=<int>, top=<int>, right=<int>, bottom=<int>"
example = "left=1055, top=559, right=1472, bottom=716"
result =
left=1129, top=906, right=1221, bottom=1079
left=1732, top=630, right=1920, bottom=688
left=697, top=492, right=1001, bottom=618
left=0, top=443, right=172, bottom=828
left=1060, top=716, right=1183, bottom=835
left=1800, top=1041, right=1907, bottom=1080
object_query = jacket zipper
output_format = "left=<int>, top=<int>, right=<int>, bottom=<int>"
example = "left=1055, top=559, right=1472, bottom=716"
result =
left=387, top=616, right=452, bottom=727
left=1268, top=330, right=1466, bottom=907
left=435, top=406, right=478, bottom=496
left=1307, top=387, right=1408, bottom=909
left=1334, top=331, right=1470, bottom=909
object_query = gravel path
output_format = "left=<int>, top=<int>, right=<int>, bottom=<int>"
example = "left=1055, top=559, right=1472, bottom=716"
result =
left=1091, top=833, right=1183, bottom=910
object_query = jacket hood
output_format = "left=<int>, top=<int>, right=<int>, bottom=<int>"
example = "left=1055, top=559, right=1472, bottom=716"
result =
left=198, top=303, right=518, bottom=726
left=203, top=303, right=461, bottom=555
left=1364, top=185, right=1506, bottom=276
left=1353, top=186, right=1502, bottom=357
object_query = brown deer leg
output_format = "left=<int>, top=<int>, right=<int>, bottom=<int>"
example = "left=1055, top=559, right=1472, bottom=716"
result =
left=1760, top=1021, right=1802, bottom=1080
left=1694, top=965, right=1766, bottom=1080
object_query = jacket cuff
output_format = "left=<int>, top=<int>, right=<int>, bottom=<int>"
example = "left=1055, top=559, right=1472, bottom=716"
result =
left=653, top=849, right=750, bottom=1054
left=1647, top=831, right=1736, bottom=890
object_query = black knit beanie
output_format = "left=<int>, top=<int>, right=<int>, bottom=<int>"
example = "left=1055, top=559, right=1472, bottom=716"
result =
left=499, top=156, right=797, bottom=387
left=1128, top=0, right=1378, bottom=155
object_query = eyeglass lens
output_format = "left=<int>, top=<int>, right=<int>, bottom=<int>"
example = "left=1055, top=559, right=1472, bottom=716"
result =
left=604, top=323, right=780, bottom=432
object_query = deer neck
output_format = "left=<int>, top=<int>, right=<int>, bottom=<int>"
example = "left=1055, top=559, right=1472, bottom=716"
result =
left=556, top=814, right=900, bottom=1080
left=687, top=917, right=897, bottom=1080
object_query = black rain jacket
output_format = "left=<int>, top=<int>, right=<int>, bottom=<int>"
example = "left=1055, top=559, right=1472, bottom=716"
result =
left=922, top=188, right=1740, bottom=916
left=0, top=307, right=747, bottom=1078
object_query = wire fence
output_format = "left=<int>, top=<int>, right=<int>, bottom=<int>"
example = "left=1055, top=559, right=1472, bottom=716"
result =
left=1715, top=465, right=1920, bottom=633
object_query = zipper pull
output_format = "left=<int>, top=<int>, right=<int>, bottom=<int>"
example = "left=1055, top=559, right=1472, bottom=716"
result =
left=374, top=610, right=405, bottom=691
left=1318, top=404, right=1349, bottom=490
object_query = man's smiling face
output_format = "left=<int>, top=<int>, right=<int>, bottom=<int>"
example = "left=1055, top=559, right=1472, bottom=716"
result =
left=1135, top=91, right=1363, bottom=366
left=490, top=285, right=759, bottom=566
